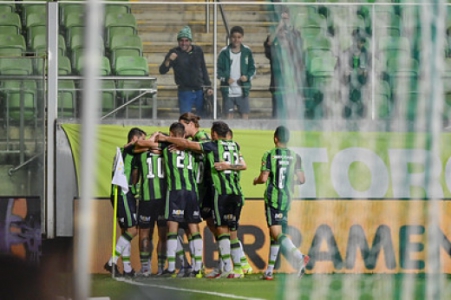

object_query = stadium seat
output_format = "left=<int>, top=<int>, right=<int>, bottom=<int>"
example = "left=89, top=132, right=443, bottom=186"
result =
left=294, top=12, right=325, bottom=38
left=59, top=3, right=84, bottom=27
left=108, top=35, right=143, bottom=69
left=104, top=13, right=137, bottom=48
left=0, top=12, right=22, bottom=36
left=1, top=80, right=37, bottom=121
left=75, top=55, right=111, bottom=76
left=105, top=3, right=131, bottom=15
left=0, top=57, right=33, bottom=75
left=69, top=33, right=105, bottom=69
left=26, top=13, right=46, bottom=48
left=21, top=3, right=46, bottom=27
left=378, top=36, right=410, bottom=65
left=58, top=79, right=77, bottom=118
left=31, top=34, right=66, bottom=57
left=101, top=79, right=117, bottom=116
left=310, top=54, right=337, bottom=91
left=374, top=80, right=392, bottom=119
left=0, top=34, right=26, bottom=56
left=59, top=55, right=72, bottom=75
left=386, top=56, right=418, bottom=90
left=114, top=56, right=150, bottom=99
left=63, top=12, right=85, bottom=48
left=0, top=0, right=15, bottom=14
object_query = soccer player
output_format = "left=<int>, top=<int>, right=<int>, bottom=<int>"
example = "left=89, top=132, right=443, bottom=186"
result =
left=253, top=125, right=309, bottom=280
left=135, top=140, right=167, bottom=277
left=104, top=127, right=146, bottom=278
left=157, top=121, right=246, bottom=278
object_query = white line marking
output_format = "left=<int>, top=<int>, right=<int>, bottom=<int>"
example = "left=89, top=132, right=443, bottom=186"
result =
left=118, top=278, right=266, bottom=300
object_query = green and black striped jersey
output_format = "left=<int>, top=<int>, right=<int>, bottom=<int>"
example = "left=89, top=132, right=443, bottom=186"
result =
left=261, top=147, right=302, bottom=211
left=137, top=151, right=166, bottom=201
left=192, top=130, right=211, bottom=187
left=200, top=139, right=243, bottom=196
left=161, top=143, right=198, bottom=192
left=110, top=144, right=139, bottom=197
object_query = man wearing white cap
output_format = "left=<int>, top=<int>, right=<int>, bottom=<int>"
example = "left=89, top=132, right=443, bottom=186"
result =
left=159, top=26, right=213, bottom=117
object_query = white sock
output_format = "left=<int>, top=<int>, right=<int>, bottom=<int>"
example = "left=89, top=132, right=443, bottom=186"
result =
left=230, top=238, right=241, bottom=269
left=218, top=234, right=232, bottom=273
left=192, top=233, right=203, bottom=272
left=266, top=239, right=280, bottom=274
left=279, top=234, right=303, bottom=261
left=167, top=233, right=178, bottom=272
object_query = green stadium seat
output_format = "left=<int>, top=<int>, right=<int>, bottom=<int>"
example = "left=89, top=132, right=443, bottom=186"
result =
left=109, top=35, right=143, bottom=69
left=374, top=80, right=392, bottom=119
left=26, top=13, right=46, bottom=48
left=64, top=12, right=85, bottom=48
left=58, top=79, right=76, bottom=118
left=1, top=80, right=37, bottom=121
left=104, top=13, right=137, bottom=48
left=31, top=34, right=66, bottom=57
left=114, top=56, right=150, bottom=99
left=294, top=12, right=324, bottom=38
left=0, top=57, right=33, bottom=75
left=0, top=34, right=26, bottom=56
left=105, top=3, right=131, bottom=15
left=386, top=56, right=418, bottom=90
left=59, top=3, right=84, bottom=27
left=101, top=79, right=117, bottom=116
left=310, top=54, right=337, bottom=91
left=75, top=55, right=111, bottom=76
left=0, top=12, right=22, bottom=36
left=0, top=4, right=15, bottom=14
left=59, top=55, right=72, bottom=75
left=21, top=3, right=46, bottom=27
left=69, top=34, right=105, bottom=69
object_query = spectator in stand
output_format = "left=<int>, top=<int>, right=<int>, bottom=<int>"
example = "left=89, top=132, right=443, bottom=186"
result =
left=159, top=26, right=213, bottom=117
left=340, top=29, right=370, bottom=118
left=217, top=26, right=256, bottom=119
left=264, top=6, right=304, bottom=119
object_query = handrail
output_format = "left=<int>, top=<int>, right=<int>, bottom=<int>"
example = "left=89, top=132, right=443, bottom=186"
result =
left=100, top=89, right=157, bottom=120
left=9, top=152, right=43, bottom=176
left=217, top=0, right=230, bottom=45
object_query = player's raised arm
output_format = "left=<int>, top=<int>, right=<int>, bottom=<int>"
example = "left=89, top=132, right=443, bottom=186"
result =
left=157, top=133, right=202, bottom=152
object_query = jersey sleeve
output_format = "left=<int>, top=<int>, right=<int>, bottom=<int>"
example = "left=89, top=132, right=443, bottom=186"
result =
left=261, top=151, right=271, bottom=172
left=199, top=140, right=215, bottom=153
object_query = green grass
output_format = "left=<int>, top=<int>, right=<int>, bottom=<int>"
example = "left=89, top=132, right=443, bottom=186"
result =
left=90, top=273, right=451, bottom=300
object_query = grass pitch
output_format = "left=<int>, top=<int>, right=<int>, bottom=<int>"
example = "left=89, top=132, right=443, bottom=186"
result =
left=90, top=273, right=451, bottom=300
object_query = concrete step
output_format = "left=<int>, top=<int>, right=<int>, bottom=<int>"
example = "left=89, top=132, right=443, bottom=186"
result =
left=138, top=30, right=271, bottom=43
left=142, top=42, right=266, bottom=54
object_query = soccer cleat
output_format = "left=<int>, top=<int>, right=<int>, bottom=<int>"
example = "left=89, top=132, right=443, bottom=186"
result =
left=298, top=255, right=310, bottom=278
left=188, top=270, right=203, bottom=278
left=177, top=265, right=192, bottom=277
left=123, top=269, right=136, bottom=279
left=156, top=267, right=164, bottom=276
left=242, top=263, right=253, bottom=275
left=226, top=271, right=243, bottom=279
left=161, top=269, right=176, bottom=278
left=104, top=262, right=122, bottom=277
left=136, top=267, right=151, bottom=278
left=205, top=268, right=222, bottom=279
left=262, top=272, right=274, bottom=280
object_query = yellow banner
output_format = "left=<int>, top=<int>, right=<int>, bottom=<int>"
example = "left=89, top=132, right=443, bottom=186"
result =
left=77, top=199, right=451, bottom=274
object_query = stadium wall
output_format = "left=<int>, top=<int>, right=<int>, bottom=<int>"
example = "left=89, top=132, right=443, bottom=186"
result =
left=74, top=199, right=451, bottom=274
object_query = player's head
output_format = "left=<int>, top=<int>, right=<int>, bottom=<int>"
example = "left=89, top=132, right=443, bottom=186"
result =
left=226, top=128, right=233, bottom=140
left=211, top=121, right=230, bottom=140
left=127, top=127, right=146, bottom=143
left=169, top=122, right=185, bottom=138
left=179, top=112, right=200, bottom=137
left=274, top=126, right=290, bottom=144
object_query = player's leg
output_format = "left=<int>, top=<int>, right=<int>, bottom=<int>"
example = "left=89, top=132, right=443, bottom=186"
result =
left=185, top=190, right=203, bottom=277
left=166, top=220, right=179, bottom=275
left=164, top=190, right=184, bottom=276
left=137, top=201, right=153, bottom=277
left=156, top=199, right=167, bottom=275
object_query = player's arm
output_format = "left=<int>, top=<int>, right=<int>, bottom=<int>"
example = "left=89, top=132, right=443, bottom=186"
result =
left=214, top=160, right=246, bottom=171
left=253, top=170, right=269, bottom=185
left=134, top=132, right=160, bottom=152
left=157, top=134, right=202, bottom=152
left=295, top=154, right=305, bottom=185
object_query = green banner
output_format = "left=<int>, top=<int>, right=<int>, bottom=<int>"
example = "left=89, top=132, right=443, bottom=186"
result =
left=62, top=124, right=451, bottom=199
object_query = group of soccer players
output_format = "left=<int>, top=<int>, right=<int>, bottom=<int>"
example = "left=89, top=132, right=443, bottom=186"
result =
left=104, top=112, right=309, bottom=280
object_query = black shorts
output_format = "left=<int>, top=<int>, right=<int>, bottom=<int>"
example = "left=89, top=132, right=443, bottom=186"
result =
left=111, top=191, right=137, bottom=229
left=165, top=190, right=201, bottom=224
left=212, top=193, right=243, bottom=231
left=200, top=185, right=215, bottom=219
left=138, top=199, right=166, bottom=229
left=265, top=204, right=288, bottom=227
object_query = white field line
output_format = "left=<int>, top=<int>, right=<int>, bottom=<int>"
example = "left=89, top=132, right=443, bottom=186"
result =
left=117, top=278, right=267, bottom=300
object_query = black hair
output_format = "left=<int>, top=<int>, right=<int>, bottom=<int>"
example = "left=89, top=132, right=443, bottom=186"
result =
left=127, top=127, right=146, bottom=142
left=274, top=126, right=290, bottom=143
left=169, top=122, right=185, bottom=137
left=179, top=112, right=201, bottom=128
left=227, top=128, right=233, bottom=139
left=211, top=121, right=230, bottom=138
left=230, top=26, right=244, bottom=36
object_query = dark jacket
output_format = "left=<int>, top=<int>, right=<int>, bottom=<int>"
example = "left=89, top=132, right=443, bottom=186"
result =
left=217, top=44, right=256, bottom=98
left=159, top=44, right=211, bottom=91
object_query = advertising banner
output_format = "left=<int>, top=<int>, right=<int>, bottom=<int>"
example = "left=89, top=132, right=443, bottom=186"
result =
left=62, top=124, right=451, bottom=199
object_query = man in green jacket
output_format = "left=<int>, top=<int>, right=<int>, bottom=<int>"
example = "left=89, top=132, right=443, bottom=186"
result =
left=217, top=26, right=256, bottom=120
